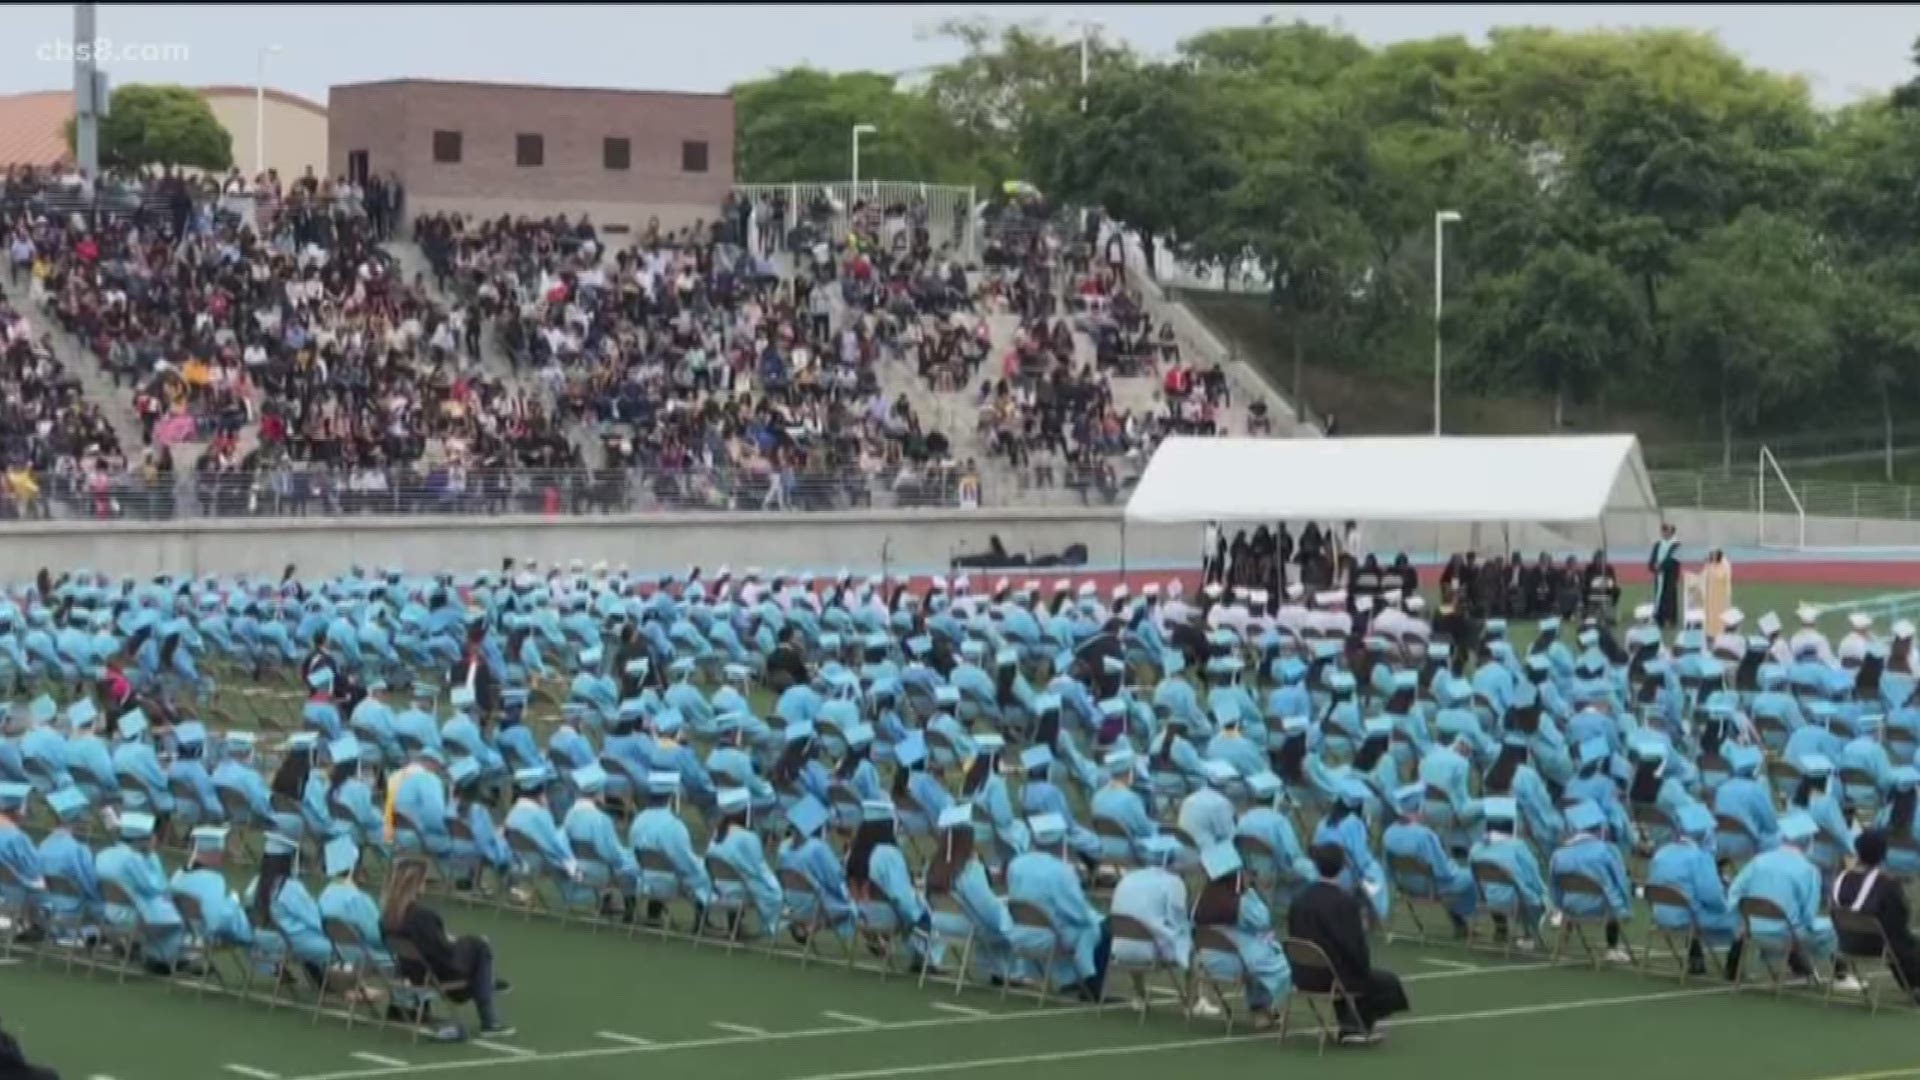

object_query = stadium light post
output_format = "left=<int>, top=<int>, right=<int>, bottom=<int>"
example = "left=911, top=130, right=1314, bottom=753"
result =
left=1069, top=18, right=1104, bottom=113
left=850, top=123, right=877, bottom=204
left=1433, top=208, right=1463, bottom=437
left=255, top=44, right=283, bottom=178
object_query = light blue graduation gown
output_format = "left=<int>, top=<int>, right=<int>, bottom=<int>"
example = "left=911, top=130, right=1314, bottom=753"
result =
left=111, top=741, right=174, bottom=812
left=505, top=798, right=575, bottom=877
left=1311, top=812, right=1389, bottom=920
left=564, top=800, right=637, bottom=884
left=1383, top=820, right=1475, bottom=918
left=1467, top=833, right=1548, bottom=928
left=95, top=842, right=185, bottom=960
left=1646, top=838, right=1738, bottom=943
left=212, top=760, right=275, bottom=823
left=1178, top=787, right=1238, bottom=851
left=1547, top=834, right=1633, bottom=920
left=778, top=834, right=855, bottom=934
left=1090, top=783, right=1158, bottom=862
left=1727, top=847, right=1836, bottom=958
left=1110, top=866, right=1192, bottom=968
left=1005, top=850, right=1104, bottom=988
left=1021, top=782, right=1101, bottom=861
left=1236, top=808, right=1316, bottom=901
left=318, top=880, right=390, bottom=965
left=392, top=769, right=451, bottom=855
left=37, top=827, right=100, bottom=920
left=247, top=874, right=330, bottom=967
left=708, top=827, right=783, bottom=933
left=933, top=859, right=1014, bottom=979
left=169, top=867, right=253, bottom=945
left=1196, top=890, right=1291, bottom=1011
left=629, top=807, right=713, bottom=903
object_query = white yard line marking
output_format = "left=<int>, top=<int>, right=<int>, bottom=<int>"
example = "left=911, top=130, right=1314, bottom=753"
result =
left=771, top=986, right=1732, bottom=1080
left=0, top=958, right=21, bottom=966
left=822, top=1012, right=883, bottom=1028
left=468, top=1041, right=532, bottom=1059
left=349, top=1055, right=409, bottom=1069
left=593, top=1032, right=655, bottom=1047
left=279, top=983, right=1717, bottom=1080
left=1405, top=960, right=1554, bottom=982
left=1418, top=957, right=1481, bottom=971
left=710, top=1022, right=770, bottom=1037
left=225, top=1068, right=283, bottom=1080
left=926, top=1003, right=991, bottom=1018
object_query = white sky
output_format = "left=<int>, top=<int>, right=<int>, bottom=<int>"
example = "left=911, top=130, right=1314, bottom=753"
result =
left=5, top=4, right=1911, bottom=107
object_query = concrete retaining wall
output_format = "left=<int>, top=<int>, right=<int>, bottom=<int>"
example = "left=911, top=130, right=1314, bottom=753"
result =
left=0, top=507, right=1909, bottom=580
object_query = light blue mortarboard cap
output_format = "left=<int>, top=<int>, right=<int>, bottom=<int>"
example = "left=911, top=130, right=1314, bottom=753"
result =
left=937, top=804, right=972, bottom=831
left=1028, top=813, right=1067, bottom=845
left=1779, top=811, right=1818, bottom=844
left=47, top=786, right=87, bottom=821
left=571, top=765, right=608, bottom=796
left=1140, top=835, right=1181, bottom=866
left=1578, top=737, right=1610, bottom=766
left=448, top=756, right=481, bottom=788
left=716, top=788, right=751, bottom=816
left=1677, top=804, right=1716, bottom=838
left=324, top=836, right=360, bottom=877
left=788, top=795, right=829, bottom=837
left=119, top=811, right=157, bottom=840
left=1247, top=771, right=1282, bottom=801
left=0, top=782, right=29, bottom=811
left=1392, top=782, right=1424, bottom=814
left=859, top=800, right=894, bottom=824
left=1565, top=800, right=1605, bottom=833
left=1201, top=842, right=1243, bottom=880
left=449, top=686, right=476, bottom=710
left=1482, top=797, right=1518, bottom=824
left=1801, top=754, right=1834, bottom=779
left=1021, top=744, right=1053, bottom=773
left=513, top=766, right=552, bottom=792
left=895, top=731, right=928, bottom=768
left=644, top=771, right=681, bottom=796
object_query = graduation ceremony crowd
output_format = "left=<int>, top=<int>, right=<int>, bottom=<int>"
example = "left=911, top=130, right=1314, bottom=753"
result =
left=3, top=552, right=1920, bottom=1066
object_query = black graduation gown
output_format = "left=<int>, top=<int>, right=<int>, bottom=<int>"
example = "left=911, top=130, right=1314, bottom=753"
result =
left=1286, top=882, right=1410, bottom=1028
left=1648, top=539, right=1682, bottom=628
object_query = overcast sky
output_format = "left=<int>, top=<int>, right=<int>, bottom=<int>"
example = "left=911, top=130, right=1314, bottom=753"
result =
left=6, top=4, right=1913, bottom=107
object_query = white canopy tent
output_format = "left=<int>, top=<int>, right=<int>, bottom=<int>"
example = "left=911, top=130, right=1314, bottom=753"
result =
left=1125, top=435, right=1659, bottom=525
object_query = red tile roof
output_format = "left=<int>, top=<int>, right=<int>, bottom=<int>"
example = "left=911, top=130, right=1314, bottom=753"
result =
left=0, top=86, right=330, bottom=168
left=0, top=90, right=75, bottom=167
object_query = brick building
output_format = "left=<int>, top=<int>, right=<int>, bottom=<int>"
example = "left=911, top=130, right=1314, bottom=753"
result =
left=328, top=78, right=734, bottom=234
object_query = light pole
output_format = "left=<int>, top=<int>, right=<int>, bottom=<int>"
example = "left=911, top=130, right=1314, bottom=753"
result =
left=255, top=44, right=283, bottom=179
left=1068, top=18, right=1104, bottom=113
left=850, top=122, right=877, bottom=202
left=1433, top=209, right=1463, bottom=437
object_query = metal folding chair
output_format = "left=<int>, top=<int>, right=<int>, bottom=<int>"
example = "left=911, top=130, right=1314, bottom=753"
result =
left=1188, top=925, right=1250, bottom=1034
left=1468, top=860, right=1524, bottom=958
left=1735, top=895, right=1800, bottom=995
left=921, top=889, right=976, bottom=994
left=1005, top=899, right=1063, bottom=1006
left=1103, top=912, right=1184, bottom=1021
left=1640, top=882, right=1720, bottom=984
left=1550, top=871, right=1623, bottom=968
left=387, top=933, right=470, bottom=1042
left=1827, top=907, right=1906, bottom=1014
left=633, top=848, right=688, bottom=937
left=703, top=856, right=757, bottom=954
left=1386, top=853, right=1447, bottom=945
left=1279, top=937, right=1350, bottom=1055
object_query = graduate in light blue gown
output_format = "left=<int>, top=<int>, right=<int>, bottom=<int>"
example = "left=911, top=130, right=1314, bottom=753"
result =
left=923, top=805, right=1016, bottom=983
left=1382, top=783, right=1475, bottom=931
left=846, top=801, right=938, bottom=970
left=629, top=771, right=714, bottom=922
left=246, top=830, right=331, bottom=984
left=36, top=786, right=100, bottom=933
left=317, top=837, right=390, bottom=967
left=169, top=826, right=253, bottom=946
left=1728, top=812, right=1840, bottom=981
left=707, top=787, right=783, bottom=937
left=1089, top=748, right=1158, bottom=864
left=778, top=795, right=856, bottom=941
left=1235, top=771, right=1317, bottom=906
left=1017, top=744, right=1103, bottom=875
left=0, top=782, right=44, bottom=914
left=1783, top=755, right=1854, bottom=880
left=390, top=749, right=452, bottom=857
left=1192, top=842, right=1291, bottom=1025
left=63, top=699, right=115, bottom=802
left=1547, top=801, right=1634, bottom=963
left=109, top=708, right=172, bottom=817
left=958, top=733, right=1027, bottom=855
left=1712, top=745, right=1777, bottom=861
left=1467, top=798, right=1549, bottom=949
left=503, top=767, right=577, bottom=885
left=1312, top=781, right=1389, bottom=922
left=563, top=765, right=638, bottom=918
left=1646, top=804, right=1741, bottom=978
left=1005, top=813, right=1110, bottom=1000
left=166, top=721, right=223, bottom=825
left=1178, top=760, right=1240, bottom=852
left=1875, top=767, right=1920, bottom=878
left=94, top=811, right=188, bottom=972
left=212, top=732, right=276, bottom=827
left=1109, top=836, right=1192, bottom=970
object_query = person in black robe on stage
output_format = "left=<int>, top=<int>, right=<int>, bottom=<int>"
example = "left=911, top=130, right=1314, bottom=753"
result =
left=1287, top=844, right=1410, bottom=1045
left=1648, top=524, right=1682, bottom=630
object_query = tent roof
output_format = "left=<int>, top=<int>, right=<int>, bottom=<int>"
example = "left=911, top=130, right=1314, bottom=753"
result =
left=1124, top=435, right=1658, bottom=525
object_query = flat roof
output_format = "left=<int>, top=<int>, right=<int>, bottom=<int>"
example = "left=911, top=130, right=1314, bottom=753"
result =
left=329, top=78, right=731, bottom=101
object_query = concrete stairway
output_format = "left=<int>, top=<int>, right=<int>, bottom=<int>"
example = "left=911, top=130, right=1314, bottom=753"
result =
left=15, top=300, right=146, bottom=453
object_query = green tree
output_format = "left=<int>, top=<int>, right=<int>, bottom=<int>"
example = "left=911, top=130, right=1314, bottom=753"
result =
left=732, top=68, right=986, bottom=185
left=65, top=84, right=231, bottom=172
left=1664, top=210, right=1836, bottom=467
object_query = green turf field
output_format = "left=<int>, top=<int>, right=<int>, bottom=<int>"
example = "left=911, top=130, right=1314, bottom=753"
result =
left=3, top=579, right=1917, bottom=1080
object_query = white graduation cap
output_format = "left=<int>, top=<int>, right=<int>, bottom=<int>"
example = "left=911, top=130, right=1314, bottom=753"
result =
left=1682, top=608, right=1704, bottom=629
left=1285, top=584, right=1304, bottom=601
left=1077, top=581, right=1097, bottom=599
left=1111, top=584, right=1130, bottom=601
left=1406, top=597, right=1427, bottom=613
left=1758, top=611, right=1782, bottom=636
left=1354, top=596, right=1373, bottom=613
left=1850, top=612, right=1874, bottom=631
left=1203, top=583, right=1224, bottom=599
left=1633, top=603, right=1654, bottom=622
left=1250, top=590, right=1269, bottom=605
left=1720, top=608, right=1744, bottom=629
left=1141, top=583, right=1161, bottom=598
left=1052, top=579, right=1072, bottom=594
left=1895, top=620, right=1916, bottom=640
left=1798, top=604, right=1820, bottom=625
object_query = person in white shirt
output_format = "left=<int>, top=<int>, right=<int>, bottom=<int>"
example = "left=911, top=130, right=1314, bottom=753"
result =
left=1275, top=585, right=1311, bottom=637
left=1759, top=611, right=1793, bottom=668
left=1838, top=613, right=1876, bottom=668
left=1789, top=605, right=1837, bottom=668
left=1711, top=609, right=1746, bottom=661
